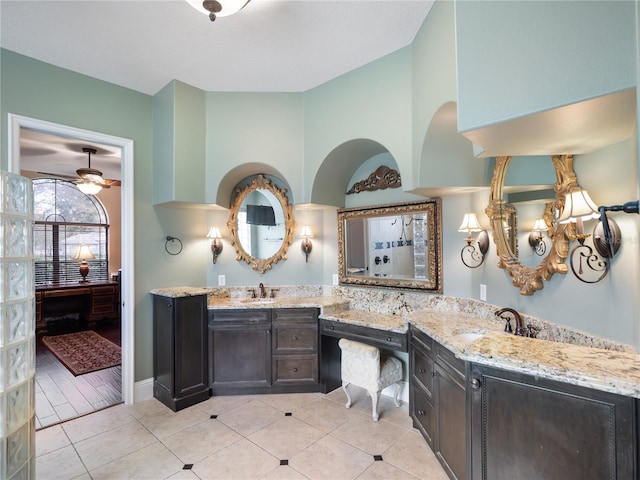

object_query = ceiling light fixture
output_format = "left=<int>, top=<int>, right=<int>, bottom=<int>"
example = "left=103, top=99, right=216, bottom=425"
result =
left=76, top=147, right=104, bottom=195
left=185, top=0, right=250, bottom=21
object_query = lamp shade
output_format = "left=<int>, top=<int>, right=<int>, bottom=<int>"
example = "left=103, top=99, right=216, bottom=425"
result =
left=207, top=226, right=222, bottom=239
left=73, top=244, right=94, bottom=260
left=558, top=189, right=600, bottom=224
left=76, top=180, right=102, bottom=195
left=531, top=218, right=548, bottom=232
left=186, top=0, right=250, bottom=18
left=300, top=225, right=313, bottom=238
left=458, top=213, right=482, bottom=233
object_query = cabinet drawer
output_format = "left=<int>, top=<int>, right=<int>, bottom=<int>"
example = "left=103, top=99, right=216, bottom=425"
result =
left=272, top=355, right=318, bottom=385
left=435, top=343, right=465, bottom=380
left=273, top=325, right=317, bottom=353
left=45, top=288, right=91, bottom=298
left=92, top=295, right=115, bottom=306
left=209, top=309, right=270, bottom=325
left=320, top=319, right=407, bottom=352
left=412, top=343, right=434, bottom=398
left=411, top=383, right=434, bottom=447
left=273, top=308, right=317, bottom=324
left=92, top=304, right=116, bottom=315
left=410, top=326, right=433, bottom=356
left=93, top=285, right=116, bottom=295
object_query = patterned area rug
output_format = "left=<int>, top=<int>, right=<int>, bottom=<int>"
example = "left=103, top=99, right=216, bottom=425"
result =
left=42, top=330, right=121, bottom=376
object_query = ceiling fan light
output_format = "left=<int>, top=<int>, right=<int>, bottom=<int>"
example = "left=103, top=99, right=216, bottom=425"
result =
left=186, top=0, right=250, bottom=19
left=77, top=180, right=102, bottom=195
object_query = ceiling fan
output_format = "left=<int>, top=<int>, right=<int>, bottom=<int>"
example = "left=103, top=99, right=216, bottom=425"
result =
left=39, top=147, right=121, bottom=193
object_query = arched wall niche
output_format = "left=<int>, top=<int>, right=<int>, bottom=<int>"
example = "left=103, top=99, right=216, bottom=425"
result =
left=309, top=138, right=398, bottom=208
left=214, top=163, right=293, bottom=208
left=411, top=101, right=488, bottom=197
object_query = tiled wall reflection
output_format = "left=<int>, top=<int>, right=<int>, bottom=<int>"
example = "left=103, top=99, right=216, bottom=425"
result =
left=1, top=172, right=35, bottom=480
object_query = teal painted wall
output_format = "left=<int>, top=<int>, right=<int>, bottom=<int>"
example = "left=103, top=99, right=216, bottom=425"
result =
left=456, top=0, right=636, bottom=133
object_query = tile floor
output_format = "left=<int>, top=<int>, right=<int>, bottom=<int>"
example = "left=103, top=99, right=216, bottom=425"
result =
left=36, top=387, right=449, bottom=480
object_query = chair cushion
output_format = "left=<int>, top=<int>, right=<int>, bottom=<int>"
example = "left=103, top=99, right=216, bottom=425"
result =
left=338, top=338, right=403, bottom=391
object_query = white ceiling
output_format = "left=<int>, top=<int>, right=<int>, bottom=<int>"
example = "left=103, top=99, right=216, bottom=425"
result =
left=2, top=0, right=433, bottom=180
left=0, top=0, right=434, bottom=95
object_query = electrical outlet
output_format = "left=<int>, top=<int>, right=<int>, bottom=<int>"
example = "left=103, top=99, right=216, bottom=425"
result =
left=218, top=275, right=226, bottom=286
left=480, top=284, right=487, bottom=301
left=332, top=274, right=339, bottom=286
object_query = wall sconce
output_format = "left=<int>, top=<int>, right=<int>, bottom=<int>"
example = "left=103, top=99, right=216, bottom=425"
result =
left=528, top=218, right=548, bottom=256
left=300, top=225, right=313, bottom=262
left=458, top=213, right=489, bottom=268
left=207, top=226, right=223, bottom=264
left=74, top=244, right=94, bottom=283
left=558, top=188, right=609, bottom=283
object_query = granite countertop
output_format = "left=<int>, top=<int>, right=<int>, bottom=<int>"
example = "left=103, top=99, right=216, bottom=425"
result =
left=150, top=287, right=211, bottom=298
left=408, top=310, right=640, bottom=399
left=319, top=309, right=407, bottom=334
left=207, top=295, right=350, bottom=314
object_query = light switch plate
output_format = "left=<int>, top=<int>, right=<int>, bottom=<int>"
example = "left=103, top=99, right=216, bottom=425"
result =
left=218, top=275, right=226, bottom=286
left=332, top=274, right=339, bottom=286
left=480, top=284, right=487, bottom=301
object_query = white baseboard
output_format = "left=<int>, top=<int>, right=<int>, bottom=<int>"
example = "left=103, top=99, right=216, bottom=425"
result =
left=134, top=377, right=153, bottom=403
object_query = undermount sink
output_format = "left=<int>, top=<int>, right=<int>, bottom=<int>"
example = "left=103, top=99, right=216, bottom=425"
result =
left=242, top=298, right=277, bottom=304
left=452, top=331, right=486, bottom=344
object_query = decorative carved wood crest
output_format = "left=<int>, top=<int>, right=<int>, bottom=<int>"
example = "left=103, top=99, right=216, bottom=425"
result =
left=346, top=166, right=402, bottom=195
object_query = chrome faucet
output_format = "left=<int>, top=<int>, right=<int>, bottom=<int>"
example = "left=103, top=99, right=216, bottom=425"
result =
left=495, top=307, right=525, bottom=336
left=258, top=283, right=267, bottom=298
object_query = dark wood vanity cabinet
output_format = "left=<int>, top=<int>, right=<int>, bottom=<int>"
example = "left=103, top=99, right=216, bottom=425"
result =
left=208, top=309, right=272, bottom=394
left=208, top=308, right=321, bottom=395
left=152, top=294, right=209, bottom=411
left=410, top=326, right=466, bottom=480
left=469, top=363, right=638, bottom=480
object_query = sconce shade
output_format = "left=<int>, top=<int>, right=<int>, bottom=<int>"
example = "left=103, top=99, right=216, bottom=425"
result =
left=300, top=225, right=313, bottom=238
left=558, top=189, right=600, bottom=224
left=207, top=226, right=223, bottom=264
left=186, top=0, right=250, bottom=20
left=73, top=244, right=95, bottom=260
left=300, top=225, right=313, bottom=262
left=207, top=226, right=222, bottom=239
left=531, top=218, right=548, bottom=232
left=77, top=180, right=102, bottom=195
left=458, top=213, right=482, bottom=233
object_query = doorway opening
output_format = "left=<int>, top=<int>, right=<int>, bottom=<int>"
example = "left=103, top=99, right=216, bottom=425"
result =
left=8, top=114, right=135, bottom=426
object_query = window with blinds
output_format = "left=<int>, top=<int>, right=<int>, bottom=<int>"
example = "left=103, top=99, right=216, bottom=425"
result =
left=33, top=179, right=110, bottom=286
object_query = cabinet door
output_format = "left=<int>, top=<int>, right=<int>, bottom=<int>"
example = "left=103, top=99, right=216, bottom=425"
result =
left=209, top=310, right=271, bottom=392
left=153, top=295, right=174, bottom=394
left=174, top=296, right=208, bottom=399
left=434, top=361, right=466, bottom=480
left=470, top=364, right=637, bottom=480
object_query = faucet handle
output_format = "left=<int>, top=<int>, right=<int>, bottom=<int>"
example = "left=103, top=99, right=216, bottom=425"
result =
left=503, top=318, right=513, bottom=333
left=269, top=288, right=279, bottom=298
left=525, top=324, right=538, bottom=338
left=247, top=289, right=257, bottom=299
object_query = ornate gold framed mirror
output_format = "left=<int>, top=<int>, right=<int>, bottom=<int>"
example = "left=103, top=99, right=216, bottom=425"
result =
left=227, top=175, right=295, bottom=273
left=337, top=200, right=442, bottom=292
left=485, top=154, right=581, bottom=295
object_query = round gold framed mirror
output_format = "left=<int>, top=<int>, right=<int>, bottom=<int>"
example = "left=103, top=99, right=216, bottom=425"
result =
left=485, top=154, right=581, bottom=295
left=227, top=174, right=295, bottom=273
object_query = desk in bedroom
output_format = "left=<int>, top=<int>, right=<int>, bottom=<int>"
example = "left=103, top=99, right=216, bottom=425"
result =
left=36, top=282, right=120, bottom=331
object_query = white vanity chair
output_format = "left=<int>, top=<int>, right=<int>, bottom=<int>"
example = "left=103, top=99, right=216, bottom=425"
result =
left=338, top=338, right=403, bottom=421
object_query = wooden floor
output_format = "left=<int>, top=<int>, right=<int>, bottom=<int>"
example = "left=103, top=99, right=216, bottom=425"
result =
left=35, top=321, right=122, bottom=430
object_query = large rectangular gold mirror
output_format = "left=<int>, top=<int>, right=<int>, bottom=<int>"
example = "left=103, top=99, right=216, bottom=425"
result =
left=337, top=200, right=442, bottom=292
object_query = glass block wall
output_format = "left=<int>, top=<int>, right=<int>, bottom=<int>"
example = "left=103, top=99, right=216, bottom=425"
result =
left=0, top=171, right=35, bottom=480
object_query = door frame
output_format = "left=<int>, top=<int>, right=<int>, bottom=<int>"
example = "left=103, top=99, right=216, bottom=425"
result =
left=8, top=113, right=135, bottom=405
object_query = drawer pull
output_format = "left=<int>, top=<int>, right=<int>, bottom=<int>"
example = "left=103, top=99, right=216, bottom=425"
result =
left=292, top=335, right=298, bottom=341
left=387, top=337, right=392, bottom=342
left=329, top=325, right=335, bottom=330
left=417, top=410, right=425, bottom=416
left=418, top=368, right=426, bottom=374
left=471, top=378, right=481, bottom=390
left=292, top=367, right=298, bottom=373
